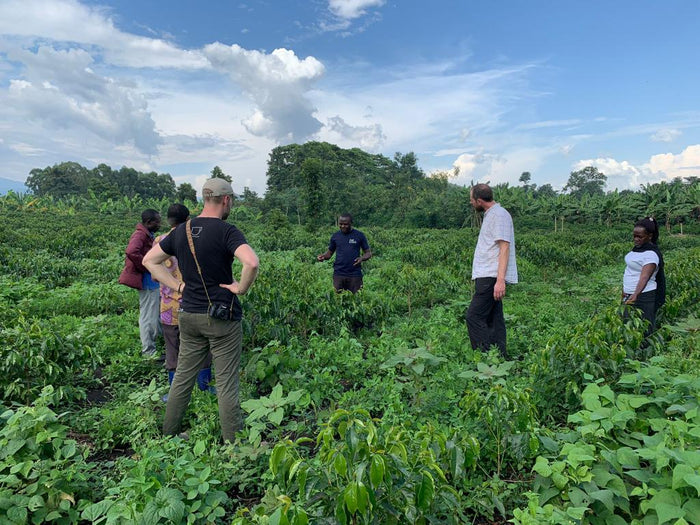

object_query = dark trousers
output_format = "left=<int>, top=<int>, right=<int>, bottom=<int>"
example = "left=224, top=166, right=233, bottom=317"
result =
left=162, top=323, right=212, bottom=372
left=163, top=312, right=242, bottom=442
left=333, top=275, right=363, bottom=293
left=625, top=289, right=657, bottom=337
left=466, top=278, right=507, bottom=357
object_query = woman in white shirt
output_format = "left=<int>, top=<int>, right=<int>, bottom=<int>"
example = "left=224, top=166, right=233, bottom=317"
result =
left=623, top=217, right=665, bottom=335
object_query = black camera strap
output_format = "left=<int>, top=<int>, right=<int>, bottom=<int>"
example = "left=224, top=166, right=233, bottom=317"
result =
left=185, top=219, right=234, bottom=317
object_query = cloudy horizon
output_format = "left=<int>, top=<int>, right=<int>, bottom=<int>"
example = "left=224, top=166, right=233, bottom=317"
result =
left=1, top=0, right=699, bottom=195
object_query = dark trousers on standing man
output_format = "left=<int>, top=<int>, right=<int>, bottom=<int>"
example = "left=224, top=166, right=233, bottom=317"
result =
left=466, top=277, right=507, bottom=358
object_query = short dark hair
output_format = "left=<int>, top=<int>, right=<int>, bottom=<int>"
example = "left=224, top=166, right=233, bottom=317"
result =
left=339, top=213, right=353, bottom=223
left=167, top=204, right=189, bottom=227
left=635, top=217, right=659, bottom=244
left=471, top=183, right=493, bottom=202
left=141, top=209, right=160, bottom=224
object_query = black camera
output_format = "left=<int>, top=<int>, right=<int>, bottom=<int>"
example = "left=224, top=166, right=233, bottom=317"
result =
left=207, top=303, right=233, bottom=321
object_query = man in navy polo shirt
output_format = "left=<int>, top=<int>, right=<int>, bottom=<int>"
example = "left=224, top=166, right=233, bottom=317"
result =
left=317, top=214, right=372, bottom=293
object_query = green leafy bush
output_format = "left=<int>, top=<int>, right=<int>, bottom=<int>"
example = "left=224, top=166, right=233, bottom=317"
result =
left=515, top=363, right=700, bottom=524
left=238, top=409, right=479, bottom=524
left=0, top=387, right=94, bottom=523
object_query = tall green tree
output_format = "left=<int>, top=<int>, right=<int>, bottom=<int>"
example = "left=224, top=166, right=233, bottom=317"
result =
left=176, top=183, right=197, bottom=203
left=26, top=162, right=90, bottom=197
left=211, top=166, right=232, bottom=182
left=563, top=166, right=607, bottom=198
left=300, top=158, right=323, bottom=228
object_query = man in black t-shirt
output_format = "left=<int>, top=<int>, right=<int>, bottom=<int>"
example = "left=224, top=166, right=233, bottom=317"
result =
left=317, top=213, right=372, bottom=293
left=144, top=178, right=259, bottom=442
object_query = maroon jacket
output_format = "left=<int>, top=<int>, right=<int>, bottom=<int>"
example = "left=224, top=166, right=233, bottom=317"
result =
left=118, top=223, right=154, bottom=290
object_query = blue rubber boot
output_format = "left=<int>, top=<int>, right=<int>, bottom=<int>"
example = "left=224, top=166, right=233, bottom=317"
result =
left=196, top=368, right=216, bottom=394
left=162, top=371, right=175, bottom=402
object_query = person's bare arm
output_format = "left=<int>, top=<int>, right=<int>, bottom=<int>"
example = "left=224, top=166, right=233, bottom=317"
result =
left=220, top=244, right=259, bottom=295
left=494, top=240, right=510, bottom=300
left=353, top=248, right=372, bottom=266
left=625, top=263, right=657, bottom=304
left=317, top=249, right=333, bottom=262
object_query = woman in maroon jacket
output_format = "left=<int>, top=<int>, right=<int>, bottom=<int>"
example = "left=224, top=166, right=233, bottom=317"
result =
left=119, top=209, right=162, bottom=356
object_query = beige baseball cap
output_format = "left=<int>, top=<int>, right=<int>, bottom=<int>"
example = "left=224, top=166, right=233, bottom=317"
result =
left=202, top=178, right=234, bottom=198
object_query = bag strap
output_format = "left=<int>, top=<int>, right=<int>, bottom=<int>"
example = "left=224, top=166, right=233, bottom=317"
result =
left=186, top=219, right=213, bottom=309
left=185, top=219, right=235, bottom=314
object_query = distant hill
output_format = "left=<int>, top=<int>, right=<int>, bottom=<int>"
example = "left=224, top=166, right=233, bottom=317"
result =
left=0, top=177, right=28, bottom=195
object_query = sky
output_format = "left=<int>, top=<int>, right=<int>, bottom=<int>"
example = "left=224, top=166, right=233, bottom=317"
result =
left=1, top=0, right=699, bottom=196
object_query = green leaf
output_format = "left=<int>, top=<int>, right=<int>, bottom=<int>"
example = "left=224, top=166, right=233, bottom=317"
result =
left=356, top=482, right=370, bottom=514
left=334, top=454, right=348, bottom=478
left=568, top=487, right=590, bottom=507
left=685, top=475, right=700, bottom=497
left=292, top=508, right=309, bottom=525
left=566, top=506, right=587, bottom=520
left=449, top=445, right=465, bottom=480
left=193, top=440, right=205, bottom=456
left=344, top=483, right=358, bottom=514
left=533, top=456, right=552, bottom=477
left=269, top=384, right=284, bottom=403
left=269, top=507, right=289, bottom=525
left=27, top=495, right=44, bottom=511
left=552, top=472, right=569, bottom=489
left=335, top=498, right=348, bottom=525
left=369, top=455, right=385, bottom=488
left=159, top=500, right=186, bottom=523
left=80, top=499, right=114, bottom=523
left=416, top=471, right=435, bottom=512
left=617, top=447, right=640, bottom=468
left=673, top=464, right=696, bottom=490
left=627, top=395, right=651, bottom=408
left=682, top=499, right=700, bottom=523
left=589, top=489, right=615, bottom=513
left=270, top=444, right=287, bottom=477
left=269, top=407, right=285, bottom=425
left=655, top=503, right=685, bottom=524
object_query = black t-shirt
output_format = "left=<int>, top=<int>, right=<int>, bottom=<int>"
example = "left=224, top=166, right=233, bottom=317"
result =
left=159, top=217, right=248, bottom=318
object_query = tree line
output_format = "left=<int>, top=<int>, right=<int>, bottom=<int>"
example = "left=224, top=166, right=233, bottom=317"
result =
left=26, top=162, right=197, bottom=202
left=22, top=142, right=700, bottom=231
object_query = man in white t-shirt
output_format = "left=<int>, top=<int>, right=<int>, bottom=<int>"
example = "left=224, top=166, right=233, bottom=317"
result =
left=466, top=184, right=518, bottom=358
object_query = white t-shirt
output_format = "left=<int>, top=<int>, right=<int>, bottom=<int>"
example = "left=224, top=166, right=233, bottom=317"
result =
left=623, top=250, right=659, bottom=294
left=471, top=203, right=518, bottom=283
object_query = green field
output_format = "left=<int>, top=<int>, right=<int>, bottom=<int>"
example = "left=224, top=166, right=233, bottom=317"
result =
left=1, top=199, right=699, bottom=524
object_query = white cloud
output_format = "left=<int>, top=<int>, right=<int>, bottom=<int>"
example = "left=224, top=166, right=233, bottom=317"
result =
left=326, top=115, right=384, bottom=150
left=572, top=146, right=700, bottom=189
left=559, top=144, right=574, bottom=155
left=644, top=144, right=700, bottom=180
left=328, top=0, right=385, bottom=20
left=452, top=152, right=489, bottom=182
left=0, top=0, right=207, bottom=69
left=517, top=119, right=582, bottom=130
left=9, top=142, right=44, bottom=156
left=6, top=45, right=161, bottom=154
left=573, top=157, right=641, bottom=189
left=203, top=43, right=325, bottom=143
left=650, top=128, right=682, bottom=143
left=314, top=63, right=534, bottom=158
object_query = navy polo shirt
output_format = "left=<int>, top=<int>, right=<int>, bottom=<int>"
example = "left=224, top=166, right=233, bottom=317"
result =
left=329, top=229, right=369, bottom=277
